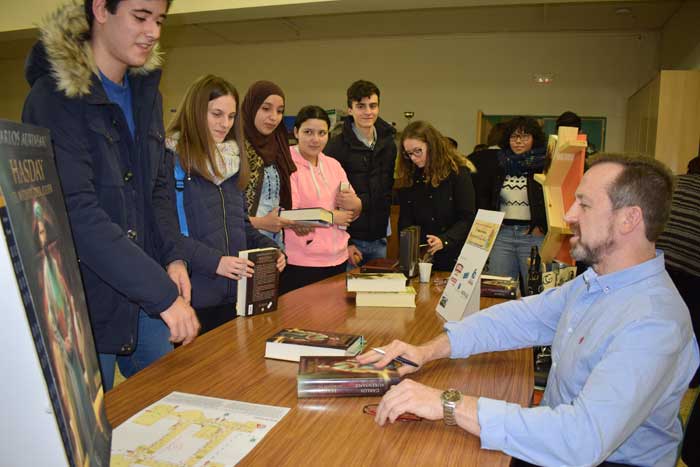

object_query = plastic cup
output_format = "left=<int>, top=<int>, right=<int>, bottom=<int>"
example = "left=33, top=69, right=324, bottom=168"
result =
left=418, top=262, right=433, bottom=283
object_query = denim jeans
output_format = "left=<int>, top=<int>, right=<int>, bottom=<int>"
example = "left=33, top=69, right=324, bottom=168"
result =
left=487, top=224, right=543, bottom=289
left=98, top=309, right=173, bottom=390
left=347, top=238, right=388, bottom=270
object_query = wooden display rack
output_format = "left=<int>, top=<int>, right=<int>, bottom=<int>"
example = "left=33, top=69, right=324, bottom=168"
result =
left=533, top=126, right=587, bottom=265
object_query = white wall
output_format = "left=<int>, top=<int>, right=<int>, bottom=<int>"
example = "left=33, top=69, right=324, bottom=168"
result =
left=161, top=31, right=659, bottom=152
left=0, top=57, right=30, bottom=122
left=1, top=30, right=660, bottom=152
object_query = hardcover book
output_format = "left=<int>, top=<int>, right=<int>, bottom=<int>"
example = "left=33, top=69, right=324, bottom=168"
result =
left=236, top=247, right=280, bottom=317
left=359, top=257, right=400, bottom=273
left=355, top=286, right=416, bottom=308
left=337, top=181, right=350, bottom=231
left=265, top=328, right=365, bottom=362
left=279, top=207, right=333, bottom=226
left=480, top=275, right=519, bottom=299
left=297, top=356, right=402, bottom=398
left=0, top=120, right=111, bottom=466
left=346, top=272, right=407, bottom=292
left=399, top=225, right=421, bottom=277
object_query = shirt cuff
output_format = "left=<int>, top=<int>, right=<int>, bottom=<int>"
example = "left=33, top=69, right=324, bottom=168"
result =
left=444, top=323, right=462, bottom=358
left=444, top=320, right=477, bottom=358
left=477, top=397, right=508, bottom=451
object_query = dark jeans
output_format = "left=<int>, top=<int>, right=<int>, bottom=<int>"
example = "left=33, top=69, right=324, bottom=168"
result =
left=196, top=303, right=237, bottom=334
left=667, top=267, right=700, bottom=387
left=346, top=238, right=387, bottom=270
left=280, top=262, right=348, bottom=295
left=98, top=309, right=172, bottom=390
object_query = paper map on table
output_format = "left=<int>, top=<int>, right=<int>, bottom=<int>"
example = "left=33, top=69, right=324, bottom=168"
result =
left=111, top=391, right=289, bottom=467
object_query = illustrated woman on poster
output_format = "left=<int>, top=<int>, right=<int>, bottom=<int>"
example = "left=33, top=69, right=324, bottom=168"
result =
left=33, top=199, right=109, bottom=464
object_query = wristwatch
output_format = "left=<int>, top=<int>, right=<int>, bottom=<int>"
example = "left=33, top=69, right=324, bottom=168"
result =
left=441, top=388, right=462, bottom=426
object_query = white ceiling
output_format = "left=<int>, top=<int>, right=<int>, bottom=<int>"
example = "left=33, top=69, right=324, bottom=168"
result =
left=0, top=0, right=684, bottom=59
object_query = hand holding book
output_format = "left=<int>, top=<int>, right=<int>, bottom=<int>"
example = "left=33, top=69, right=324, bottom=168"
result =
left=336, top=183, right=361, bottom=214
left=275, top=251, right=286, bottom=272
left=336, top=182, right=361, bottom=226
left=287, top=224, right=315, bottom=236
left=216, top=255, right=254, bottom=280
left=332, top=209, right=354, bottom=228
left=252, top=207, right=296, bottom=233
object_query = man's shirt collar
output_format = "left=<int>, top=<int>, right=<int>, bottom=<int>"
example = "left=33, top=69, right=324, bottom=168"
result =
left=580, top=250, right=666, bottom=294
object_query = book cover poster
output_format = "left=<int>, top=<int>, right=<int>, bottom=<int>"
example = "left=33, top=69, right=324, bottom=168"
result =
left=437, top=209, right=505, bottom=322
left=0, top=120, right=111, bottom=466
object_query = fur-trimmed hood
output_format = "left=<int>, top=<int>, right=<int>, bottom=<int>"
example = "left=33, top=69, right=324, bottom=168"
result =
left=25, top=0, right=163, bottom=98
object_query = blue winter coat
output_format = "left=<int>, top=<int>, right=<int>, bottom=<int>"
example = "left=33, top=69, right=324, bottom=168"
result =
left=21, top=3, right=180, bottom=354
left=161, top=145, right=278, bottom=309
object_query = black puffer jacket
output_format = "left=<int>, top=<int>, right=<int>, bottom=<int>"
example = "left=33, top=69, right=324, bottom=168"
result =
left=325, top=117, right=397, bottom=242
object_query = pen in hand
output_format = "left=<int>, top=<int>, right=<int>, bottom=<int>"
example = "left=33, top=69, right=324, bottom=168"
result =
left=372, top=347, right=419, bottom=368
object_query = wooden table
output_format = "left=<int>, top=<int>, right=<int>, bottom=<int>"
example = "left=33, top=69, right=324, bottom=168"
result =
left=106, top=274, right=533, bottom=466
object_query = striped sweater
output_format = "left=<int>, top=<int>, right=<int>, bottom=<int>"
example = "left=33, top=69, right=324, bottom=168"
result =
left=657, top=174, right=700, bottom=277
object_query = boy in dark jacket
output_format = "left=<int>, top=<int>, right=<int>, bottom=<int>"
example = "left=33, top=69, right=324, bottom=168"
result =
left=22, top=0, right=200, bottom=390
left=325, top=80, right=397, bottom=267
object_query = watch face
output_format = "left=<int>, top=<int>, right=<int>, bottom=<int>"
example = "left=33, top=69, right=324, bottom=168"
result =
left=442, top=389, right=461, bottom=403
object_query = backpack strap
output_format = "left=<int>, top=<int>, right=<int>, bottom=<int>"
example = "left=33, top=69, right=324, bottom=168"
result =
left=173, top=157, right=189, bottom=237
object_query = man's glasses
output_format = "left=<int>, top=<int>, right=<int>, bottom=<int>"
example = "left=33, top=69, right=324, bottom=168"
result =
left=362, top=404, right=423, bottom=421
left=402, top=147, right=424, bottom=160
left=509, top=133, right=532, bottom=142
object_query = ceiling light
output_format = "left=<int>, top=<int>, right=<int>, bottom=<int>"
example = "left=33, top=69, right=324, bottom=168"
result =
left=533, top=73, right=554, bottom=85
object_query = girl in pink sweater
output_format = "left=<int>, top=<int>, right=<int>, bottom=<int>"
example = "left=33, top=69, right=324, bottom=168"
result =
left=281, top=106, right=362, bottom=293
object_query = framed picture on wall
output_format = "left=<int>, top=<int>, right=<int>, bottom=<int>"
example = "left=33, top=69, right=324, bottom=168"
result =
left=476, top=111, right=606, bottom=156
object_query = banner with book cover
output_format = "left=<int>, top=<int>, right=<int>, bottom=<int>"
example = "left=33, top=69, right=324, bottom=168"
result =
left=0, top=120, right=111, bottom=466
left=436, top=209, right=505, bottom=322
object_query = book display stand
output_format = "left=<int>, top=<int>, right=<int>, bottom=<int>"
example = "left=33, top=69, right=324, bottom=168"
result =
left=533, top=126, right=587, bottom=265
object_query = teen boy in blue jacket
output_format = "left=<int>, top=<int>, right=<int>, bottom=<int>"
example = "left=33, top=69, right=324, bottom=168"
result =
left=22, top=0, right=200, bottom=390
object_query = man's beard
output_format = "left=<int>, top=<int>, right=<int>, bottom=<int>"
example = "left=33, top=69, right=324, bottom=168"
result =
left=570, top=224, right=615, bottom=266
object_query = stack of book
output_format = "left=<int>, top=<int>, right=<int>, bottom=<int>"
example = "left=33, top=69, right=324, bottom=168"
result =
left=264, top=329, right=404, bottom=399
left=346, top=272, right=415, bottom=308
left=297, top=356, right=401, bottom=398
left=359, top=258, right=400, bottom=273
left=480, top=274, right=519, bottom=299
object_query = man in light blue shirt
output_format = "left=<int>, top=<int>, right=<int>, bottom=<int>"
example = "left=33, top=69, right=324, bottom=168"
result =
left=360, top=154, right=699, bottom=466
